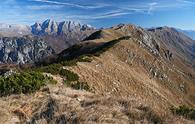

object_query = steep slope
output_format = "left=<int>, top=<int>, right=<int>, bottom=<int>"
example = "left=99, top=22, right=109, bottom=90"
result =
left=59, top=24, right=195, bottom=116
left=0, top=36, right=54, bottom=64
left=148, top=27, right=195, bottom=62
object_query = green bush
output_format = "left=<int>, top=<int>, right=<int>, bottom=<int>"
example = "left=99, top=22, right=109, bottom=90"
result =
left=171, top=105, right=195, bottom=120
left=0, top=71, right=55, bottom=96
left=65, top=81, right=90, bottom=91
left=61, top=60, right=77, bottom=66
left=35, top=64, right=62, bottom=75
left=60, top=55, right=93, bottom=67
left=34, top=63, right=79, bottom=82
left=77, top=55, right=93, bottom=63
left=60, top=69, right=79, bottom=81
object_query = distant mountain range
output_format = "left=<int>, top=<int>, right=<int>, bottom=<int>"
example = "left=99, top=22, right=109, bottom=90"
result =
left=0, top=19, right=95, bottom=64
left=0, top=19, right=95, bottom=52
left=176, top=29, right=195, bottom=40
left=0, top=19, right=94, bottom=37
left=31, top=19, right=94, bottom=36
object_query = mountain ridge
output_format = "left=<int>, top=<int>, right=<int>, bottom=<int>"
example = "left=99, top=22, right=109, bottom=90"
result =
left=31, top=19, right=94, bottom=36
left=0, top=19, right=94, bottom=36
left=177, top=29, right=195, bottom=40
left=0, top=19, right=95, bottom=53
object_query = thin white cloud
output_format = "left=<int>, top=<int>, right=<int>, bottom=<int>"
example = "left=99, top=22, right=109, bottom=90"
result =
left=118, top=2, right=158, bottom=15
left=26, top=5, right=64, bottom=10
left=148, top=2, right=158, bottom=14
left=121, top=0, right=194, bottom=15
left=61, top=10, right=131, bottom=20
left=91, top=12, right=130, bottom=19
left=178, top=0, right=195, bottom=5
left=3, top=0, right=16, bottom=4
left=30, top=0, right=108, bottom=9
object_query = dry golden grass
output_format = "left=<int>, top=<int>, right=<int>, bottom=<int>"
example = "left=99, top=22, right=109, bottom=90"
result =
left=64, top=28, right=195, bottom=123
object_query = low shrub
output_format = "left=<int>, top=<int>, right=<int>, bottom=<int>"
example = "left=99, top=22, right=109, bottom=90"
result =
left=35, top=64, right=62, bottom=75
left=61, top=60, right=77, bottom=66
left=171, top=105, right=195, bottom=120
left=77, top=55, right=93, bottom=63
left=65, top=81, right=90, bottom=91
left=34, top=63, right=79, bottom=82
left=0, top=71, right=55, bottom=96
left=60, top=55, right=93, bottom=67
left=60, top=69, right=79, bottom=81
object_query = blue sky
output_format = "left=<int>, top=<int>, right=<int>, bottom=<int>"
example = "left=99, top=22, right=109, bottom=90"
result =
left=0, top=0, right=195, bottom=29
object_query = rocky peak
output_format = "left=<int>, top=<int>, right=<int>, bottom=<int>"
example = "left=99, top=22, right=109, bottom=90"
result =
left=58, top=20, right=93, bottom=34
left=31, top=22, right=42, bottom=34
left=31, top=19, right=94, bottom=36
left=111, top=24, right=160, bottom=55
left=58, top=21, right=78, bottom=33
left=31, top=19, right=58, bottom=35
left=42, top=19, right=58, bottom=34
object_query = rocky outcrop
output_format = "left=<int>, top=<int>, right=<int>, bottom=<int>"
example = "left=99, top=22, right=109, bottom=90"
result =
left=0, top=36, right=54, bottom=64
left=164, top=50, right=173, bottom=60
left=112, top=24, right=161, bottom=55
left=148, top=26, right=195, bottom=63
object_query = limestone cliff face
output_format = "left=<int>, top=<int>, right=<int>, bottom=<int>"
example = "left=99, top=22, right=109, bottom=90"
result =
left=31, top=19, right=95, bottom=53
left=31, top=19, right=94, bottom=36
left=0, top=36, right=54, bottom=64
left=0, top=19, right=95, bottom=53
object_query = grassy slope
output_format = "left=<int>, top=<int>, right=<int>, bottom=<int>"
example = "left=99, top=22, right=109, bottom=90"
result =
left=63, top=28, right=195, bottom=117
